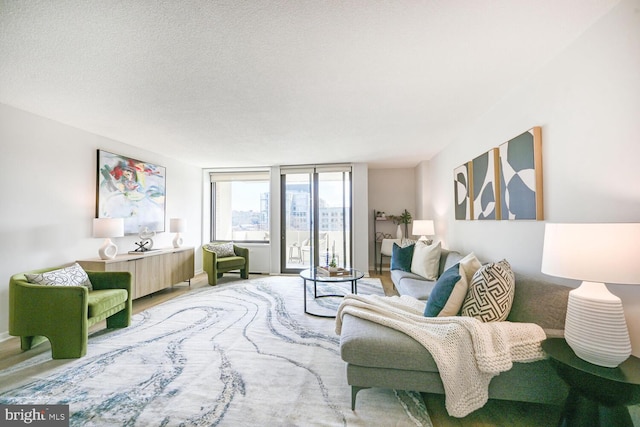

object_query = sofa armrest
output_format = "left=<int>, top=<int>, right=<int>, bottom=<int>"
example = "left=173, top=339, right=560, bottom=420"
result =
left=233, top=245, right=249, bottom=259
left=87, top=271, right=132, bottom=294
left=9, top=277, right=88, bottom=336
left=203, top=246, right=219, bottom=263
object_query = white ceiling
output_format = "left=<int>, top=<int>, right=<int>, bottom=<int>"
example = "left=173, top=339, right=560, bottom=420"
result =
left=0, top=0, right=619, bottom=168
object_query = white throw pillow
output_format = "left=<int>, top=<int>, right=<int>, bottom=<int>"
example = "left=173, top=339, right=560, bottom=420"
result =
left=410, top=241, right=441, bottom=280
left=25, top=263, right=93, bottom=290
left=459, top=252, right=482, bottom=284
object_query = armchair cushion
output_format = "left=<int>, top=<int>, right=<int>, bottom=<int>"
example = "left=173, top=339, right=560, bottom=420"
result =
left=25, top=262, right=93, bottom=290
left=87, top=289, right=128, bottom=318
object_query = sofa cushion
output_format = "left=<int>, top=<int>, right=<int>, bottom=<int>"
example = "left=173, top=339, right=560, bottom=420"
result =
left=424, top=263, right=461, bottom=317
left=340, top=313, right=439, bottom=372
left=410, top=241, right=441, bottom=280
left=205, top=242, right=236, bottom=257
left=216, top=256, right=246, bottom=269
left=87, top=289, right=128, bottom=318
left=391, top=243, right=414, bottom=272
left=25, top=263, right=93, bottom=291
left=461, top=259, right=515, bottom=322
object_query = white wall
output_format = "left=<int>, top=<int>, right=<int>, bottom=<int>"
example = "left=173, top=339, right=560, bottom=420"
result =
left=368, top=168, right=417, bottom=269
left=0, top=104, right=203, bottom=339
left=425, top=0, right=640, bottom=354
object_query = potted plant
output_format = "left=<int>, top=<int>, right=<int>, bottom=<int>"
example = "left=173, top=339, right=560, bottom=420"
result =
left=390, top=209, right=412, bottom=239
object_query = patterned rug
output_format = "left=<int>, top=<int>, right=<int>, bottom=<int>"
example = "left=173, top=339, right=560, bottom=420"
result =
left=0, top=275, right=433, bottom=426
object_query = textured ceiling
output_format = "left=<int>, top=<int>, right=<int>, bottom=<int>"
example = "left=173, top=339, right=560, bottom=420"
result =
left=0, top=0, right=619, bottom=168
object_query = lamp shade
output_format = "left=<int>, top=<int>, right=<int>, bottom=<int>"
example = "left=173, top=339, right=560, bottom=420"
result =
left=541, top=223, right=640, bottom=285
left=541, top=223, right=640, bottom=367
left=93, top=218, right=124, bottom=238
left=170, top=218, right=186, bottom=233
left=412, top=220, right=435, bottom=238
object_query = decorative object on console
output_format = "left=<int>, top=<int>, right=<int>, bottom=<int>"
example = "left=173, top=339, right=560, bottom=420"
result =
left=93, top=217, right=124, bottom=260
left=412, top=219, right=435, bottom=244
left=472, top=148, right=501, bottom=220
left=542, top=223, right=640, bottom=368
left=131, top=226, right=156, bottom=253
left=96, top=149, right=166, bottom=235
left=170, top=218, right=186, bottom=248
left=498, top=127, right=543, bottom=220
left=454, top=162, right=473, bottom=220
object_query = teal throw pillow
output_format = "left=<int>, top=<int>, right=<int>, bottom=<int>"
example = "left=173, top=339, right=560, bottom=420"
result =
left=424, top=263, right=462, bottom=317
left=391, top=243, right=414, bottom=272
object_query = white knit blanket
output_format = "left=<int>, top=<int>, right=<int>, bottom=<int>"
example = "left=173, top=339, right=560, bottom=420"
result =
left=335, top=294, right=547, bottom=417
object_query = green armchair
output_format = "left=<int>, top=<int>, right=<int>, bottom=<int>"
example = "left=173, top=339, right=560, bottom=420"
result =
left=9, top=266, right=132, bottom=359
left=203, top=243, right=249, bottom=285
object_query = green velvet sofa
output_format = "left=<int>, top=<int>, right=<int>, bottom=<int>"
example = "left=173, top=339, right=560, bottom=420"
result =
left=202, top=243, right=249, bottom=285
left=9, top=266, right=132, bottom=359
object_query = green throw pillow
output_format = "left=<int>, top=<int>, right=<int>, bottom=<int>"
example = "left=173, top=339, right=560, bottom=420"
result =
left=391, top=243, right=414, bottom=272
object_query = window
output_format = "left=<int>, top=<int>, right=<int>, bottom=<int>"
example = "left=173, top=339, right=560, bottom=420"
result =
left=210, top=170, right=270, bottom=242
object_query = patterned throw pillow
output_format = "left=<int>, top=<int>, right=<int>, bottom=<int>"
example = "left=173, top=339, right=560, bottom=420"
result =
left=400, top=238, right=417, bottom=247
left=410, top=241, right=441, bottom=280
left=25, top=263, right=93, bottom=291
left=205, top=242, right=236, bottom=258
left=460, top=259, right=515, bottom=322
left=391, top=243, right=415, bottom=272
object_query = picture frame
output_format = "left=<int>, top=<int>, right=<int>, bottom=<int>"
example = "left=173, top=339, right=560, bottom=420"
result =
left=96, top=150, right=166, bottom=235
left=498, top=127, right=543, bottom=220
left=472, top=148, right=501, bottom=220
left=454, top=162, right=473, bottom=220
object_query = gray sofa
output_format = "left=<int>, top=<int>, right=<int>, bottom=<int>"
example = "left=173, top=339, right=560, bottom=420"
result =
left=340, top=249, right=572, bottom=411
left=391, top=248, right=463, bottom=300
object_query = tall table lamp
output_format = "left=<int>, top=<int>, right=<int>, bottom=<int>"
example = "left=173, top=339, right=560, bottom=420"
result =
left=93, top=218, right=124, bottom=260
left=541, top=223, right=640, bottom=367
left=170, top=218, right=186, bottom=248
left=412, top=220, right=435, bottom=244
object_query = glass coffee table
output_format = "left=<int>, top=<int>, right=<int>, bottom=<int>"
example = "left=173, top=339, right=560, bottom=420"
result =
left=300, top=268, right=365, bottom=318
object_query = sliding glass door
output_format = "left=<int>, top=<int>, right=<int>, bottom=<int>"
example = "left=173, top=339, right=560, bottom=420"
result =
left=281, top=165, right=352, bottom=273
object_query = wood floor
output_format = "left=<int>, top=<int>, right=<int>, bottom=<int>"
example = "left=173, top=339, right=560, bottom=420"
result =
left=1, top=271, right=563, bottom=426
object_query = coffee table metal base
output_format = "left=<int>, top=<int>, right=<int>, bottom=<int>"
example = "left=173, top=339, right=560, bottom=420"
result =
left=300, top=268, right=363, bottom=318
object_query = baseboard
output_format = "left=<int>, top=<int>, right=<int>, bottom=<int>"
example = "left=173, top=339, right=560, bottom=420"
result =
left=0, top=331, right=12, bottom=343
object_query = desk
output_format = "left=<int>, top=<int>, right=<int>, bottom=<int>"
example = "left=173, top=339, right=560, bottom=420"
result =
left=300, top=268, right=364, bottom=318
left=542, top=338, right=640, bottom=427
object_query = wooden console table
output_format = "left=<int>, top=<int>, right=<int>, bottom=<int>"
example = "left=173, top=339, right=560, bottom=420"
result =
left=78, top=247, right=194, bottom=299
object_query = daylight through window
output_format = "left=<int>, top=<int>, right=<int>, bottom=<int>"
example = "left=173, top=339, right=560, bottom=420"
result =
left=210, top=170, right=270, bottom=242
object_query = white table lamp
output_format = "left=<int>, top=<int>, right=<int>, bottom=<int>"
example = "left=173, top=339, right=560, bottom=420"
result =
left=541, top=223, right=640, bottom=367
left=170, top=218, right=186, bottom=248
left=93, top=218, right=124, bottom=260
left=412, top=220, right=435, bottom=242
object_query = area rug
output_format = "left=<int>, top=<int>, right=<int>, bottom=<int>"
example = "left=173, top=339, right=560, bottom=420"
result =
left=0, top=275, right=433, bottom=426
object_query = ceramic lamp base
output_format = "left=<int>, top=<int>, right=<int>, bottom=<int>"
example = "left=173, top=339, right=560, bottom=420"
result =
left=173, top=233, right=183, bottom=248
left=98, top=238, right=118, bottom=260
left=564, top=281, right=631, bottom=368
